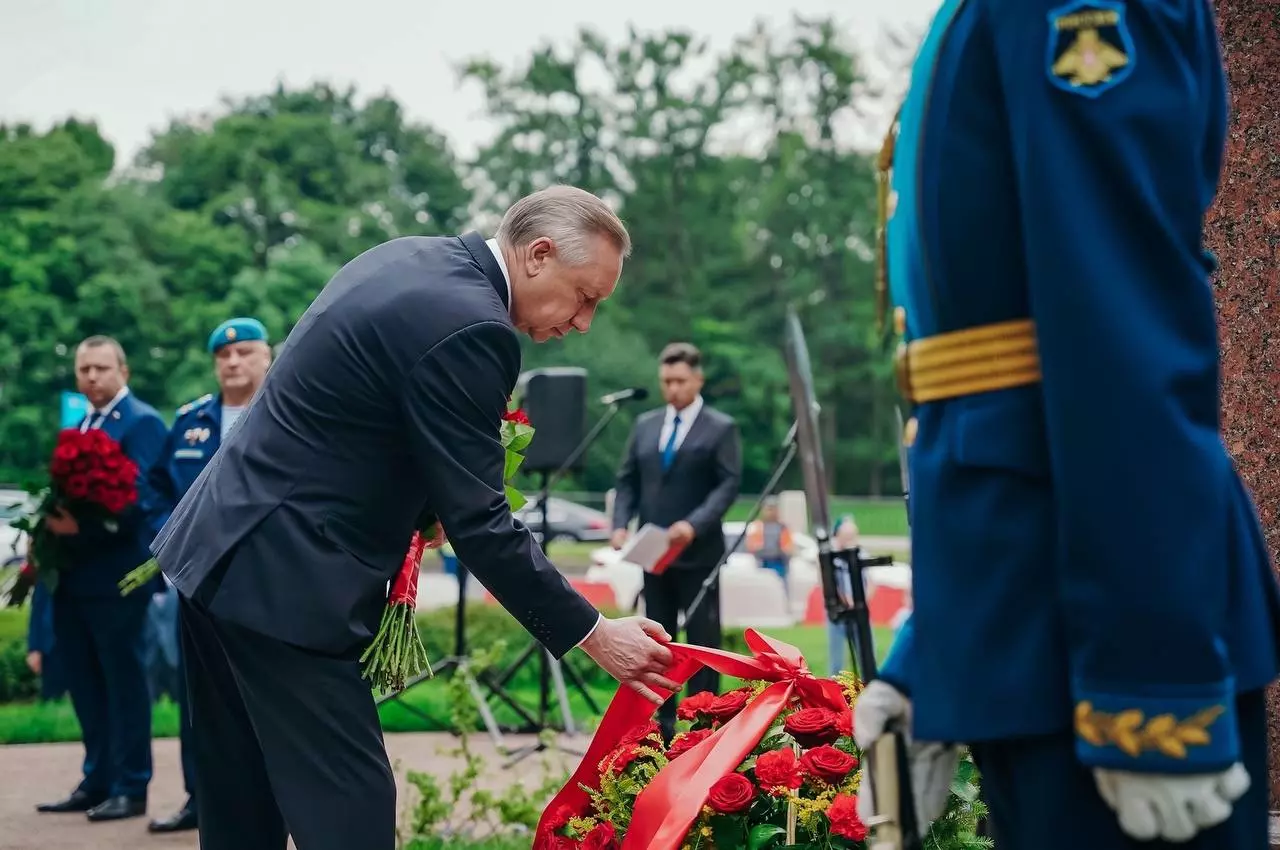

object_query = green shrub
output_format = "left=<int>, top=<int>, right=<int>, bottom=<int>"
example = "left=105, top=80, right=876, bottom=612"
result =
left=0, top=638, right=37, bottom=703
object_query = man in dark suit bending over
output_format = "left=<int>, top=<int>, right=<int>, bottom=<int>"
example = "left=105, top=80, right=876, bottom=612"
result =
left=150, top=186, right=678, bottom=850
left=610, top=342, right=742, bottom=739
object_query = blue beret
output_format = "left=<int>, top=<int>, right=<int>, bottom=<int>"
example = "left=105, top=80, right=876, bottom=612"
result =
left=208, top=318, right=268, bottom=353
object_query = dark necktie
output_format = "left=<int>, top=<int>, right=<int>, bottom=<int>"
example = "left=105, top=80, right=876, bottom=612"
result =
left=661, top=414, right=682, bottom=471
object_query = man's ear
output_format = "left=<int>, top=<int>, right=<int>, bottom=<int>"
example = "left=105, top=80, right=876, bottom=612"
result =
left=524, top=237, right=553, bottom=276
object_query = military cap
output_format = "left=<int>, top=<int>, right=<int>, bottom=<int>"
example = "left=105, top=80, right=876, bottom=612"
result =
left=208, top=317, right=268, bottom=353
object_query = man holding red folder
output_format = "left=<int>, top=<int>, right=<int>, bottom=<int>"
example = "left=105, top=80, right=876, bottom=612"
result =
left=611, top=342, right=742, bottom=740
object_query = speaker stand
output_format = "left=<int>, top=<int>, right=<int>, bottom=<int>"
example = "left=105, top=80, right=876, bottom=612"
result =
left=495, top=470, right=593, bottom=767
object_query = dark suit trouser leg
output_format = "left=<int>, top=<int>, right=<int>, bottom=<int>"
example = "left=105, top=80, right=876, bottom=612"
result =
left=675, top=566, right=721, bottom=698
left=54, top=595, right=110, bottom=797
left=969, top=688, right=1268, bottom=849
left=180, top=598, right=396, bottom=850
left=88, top=594, right=153, bottom=799
left=642, top=571, right=682, bottom=738
left=174, top=605, right=197, bottom=803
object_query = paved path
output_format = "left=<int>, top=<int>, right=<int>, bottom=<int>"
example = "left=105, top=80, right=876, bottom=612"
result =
left=0, top=732, right=580, bottom=849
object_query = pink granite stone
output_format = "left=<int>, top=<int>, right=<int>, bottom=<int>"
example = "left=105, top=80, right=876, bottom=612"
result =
left=1207, top=0, right=1280, bottom=814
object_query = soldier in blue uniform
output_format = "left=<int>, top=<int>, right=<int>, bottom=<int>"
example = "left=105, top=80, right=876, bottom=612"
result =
left=851, top=2, right=1280, bottom=848
left=37, top=336, right=168, bottom=822
left=143, top=317, right=272, bottom=834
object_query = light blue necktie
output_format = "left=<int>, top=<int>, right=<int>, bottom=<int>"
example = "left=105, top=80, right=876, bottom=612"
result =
left=661, top=414, right=682, bottom=471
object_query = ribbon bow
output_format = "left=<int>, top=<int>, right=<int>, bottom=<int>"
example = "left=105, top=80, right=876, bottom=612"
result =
left=536, top=629, right=850, bottom=849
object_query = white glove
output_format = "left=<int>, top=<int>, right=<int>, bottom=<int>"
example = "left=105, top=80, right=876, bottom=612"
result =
left=1093, top=762, right=1250, bottom=843
left=853, top=679, right=960, bottom=836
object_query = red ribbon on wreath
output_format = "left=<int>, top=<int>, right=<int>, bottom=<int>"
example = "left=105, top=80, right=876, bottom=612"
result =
left=535, top=629, right=848, bottom=849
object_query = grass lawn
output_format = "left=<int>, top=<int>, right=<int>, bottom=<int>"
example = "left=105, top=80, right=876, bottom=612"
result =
left=725, top=497, right=907, bottom=537
left=0, top=624, right=897, bottom=745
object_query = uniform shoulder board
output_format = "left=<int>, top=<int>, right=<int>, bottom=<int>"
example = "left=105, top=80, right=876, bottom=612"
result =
left=176, top=393, right=215, bottom=417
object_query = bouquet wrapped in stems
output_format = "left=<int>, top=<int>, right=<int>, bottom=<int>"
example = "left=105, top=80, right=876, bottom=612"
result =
left=7, top=428, right=140, bottom=606
left=535, top=630, right=990, bottom=850
left=361, top=403, right=534, bottom=693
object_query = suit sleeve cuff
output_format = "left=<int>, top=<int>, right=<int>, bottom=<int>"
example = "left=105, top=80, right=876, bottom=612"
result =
left=574, top=614, right=604, bottom=650
left=1073, top=678, right=1238, bottom=773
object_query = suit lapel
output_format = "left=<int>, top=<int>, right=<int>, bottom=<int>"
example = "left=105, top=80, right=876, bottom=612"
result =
left=459, top=231, right=509, bottom=311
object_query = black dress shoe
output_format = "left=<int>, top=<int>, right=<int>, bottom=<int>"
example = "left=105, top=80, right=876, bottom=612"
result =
left=36, top=789, right=106, bottom=813
left=86, top=796, right=146, bottom=822
left=148, top=802, right=197, bottom=833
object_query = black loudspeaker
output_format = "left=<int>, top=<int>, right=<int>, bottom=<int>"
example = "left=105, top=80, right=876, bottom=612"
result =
left=517, top=367, right=587, bottom=473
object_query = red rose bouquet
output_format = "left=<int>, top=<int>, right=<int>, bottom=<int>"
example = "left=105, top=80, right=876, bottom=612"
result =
left=535, top=630, right=989, bottom=850
left=359, top=402, right=535, bottom=693
left=7, top=428, right=140, bottom=604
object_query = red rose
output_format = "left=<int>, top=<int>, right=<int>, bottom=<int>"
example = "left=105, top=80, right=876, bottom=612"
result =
left=65, top=475, right=90, bottom=500
left=753, top=748, right=803, bottom=794
left=503, top=407, right=531, bottom=426
left=580, top=822, right=619, bottom=850
left=800, top=745, right=858, bottom=783
left=621, top=720, right=661, bottom=747
left=543, top=805, right=576, bottom=833
left=835, top=708, right=853, bottom=739
left=707, top=773, right=755, bottom=814
left=600, top=742, right=643, bottom=774
left=102, top=491, right=130, bottom=515
left=707, top=687, right=753, bottom=722
left=784, top=707, right=841, bottom=748
left=534, top=834, right=577, bottom=850
left=826, top=793, right=868, bottom=842
left=667, top=728, right=713, bottom=760
left=676, top=690, right=718, bottom=721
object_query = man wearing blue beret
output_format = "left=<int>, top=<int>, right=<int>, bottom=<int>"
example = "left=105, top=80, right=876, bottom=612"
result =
left=143, top=317, right=271, bottom=834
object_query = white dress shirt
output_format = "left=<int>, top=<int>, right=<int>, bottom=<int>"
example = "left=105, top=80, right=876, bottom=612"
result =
left=658, top=395, right=703, bottom=452
left=485, top=238, right=603, bottom=647
left=80, top=386, right=130, bottom=432
left=485, top=238, right=514, bottom=315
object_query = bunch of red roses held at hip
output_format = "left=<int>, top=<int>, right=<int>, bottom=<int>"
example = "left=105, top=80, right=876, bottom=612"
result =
left=6, top=428, right=139, bottom=604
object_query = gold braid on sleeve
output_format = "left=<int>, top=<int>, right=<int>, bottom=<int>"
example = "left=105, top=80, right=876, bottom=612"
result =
left=875, top=108, right=902, bottom=339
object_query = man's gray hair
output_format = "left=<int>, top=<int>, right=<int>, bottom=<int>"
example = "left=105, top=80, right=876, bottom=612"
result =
left=496, top=185, right=632, bottom=266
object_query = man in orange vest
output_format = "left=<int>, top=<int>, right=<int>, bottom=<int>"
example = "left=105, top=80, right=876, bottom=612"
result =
left=745, top=496, right=793, bottom=590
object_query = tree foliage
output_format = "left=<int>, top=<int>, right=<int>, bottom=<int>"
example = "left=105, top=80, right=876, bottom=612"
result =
left=0, top=16, right=904, bottom=496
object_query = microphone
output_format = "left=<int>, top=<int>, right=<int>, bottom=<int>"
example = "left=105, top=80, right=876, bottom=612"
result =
left=599, top=387, right=649, bottom=405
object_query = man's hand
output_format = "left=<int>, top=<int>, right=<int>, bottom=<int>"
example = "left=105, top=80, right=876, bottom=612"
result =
left=45, top=508, right=79, bottom=537
left=853, top=679, right=958, bottom=837
left=1094, top=763, right=1250, bottom=843
left=610, top=529, right=629, bottom=550
left=26, top=651, right=41, bottom=676
left=668, top=521, right=695, bottom=546
left=422, top=523, right=447, bottom=550
left=580, top=616, right=679, bottom=705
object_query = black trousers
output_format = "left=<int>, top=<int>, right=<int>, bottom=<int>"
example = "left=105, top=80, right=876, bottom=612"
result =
left=179, top=597, right=395, bottom=850
left=642, top=565, right=722, bottom=736
left=970, top=688, right=1268, bottom=850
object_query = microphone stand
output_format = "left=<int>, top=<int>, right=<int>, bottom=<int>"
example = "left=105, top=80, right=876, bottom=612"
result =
left=496, top=396, right=634, bottom=766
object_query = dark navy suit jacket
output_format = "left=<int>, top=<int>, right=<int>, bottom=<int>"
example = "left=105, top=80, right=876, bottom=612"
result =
left=611, top=405, right=741, bottom=571
left=151, top=232, right=600, bottom=659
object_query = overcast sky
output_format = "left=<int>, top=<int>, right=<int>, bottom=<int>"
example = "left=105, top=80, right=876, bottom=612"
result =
left=3, top=0, right=936, bottom=166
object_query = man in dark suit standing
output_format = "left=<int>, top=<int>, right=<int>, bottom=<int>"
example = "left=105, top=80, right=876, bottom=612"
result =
left=610, top=342, right=742, bottom=739
left=37, top=336, right=167, bottom=822
left=150, top=186, right=678, bottom=850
